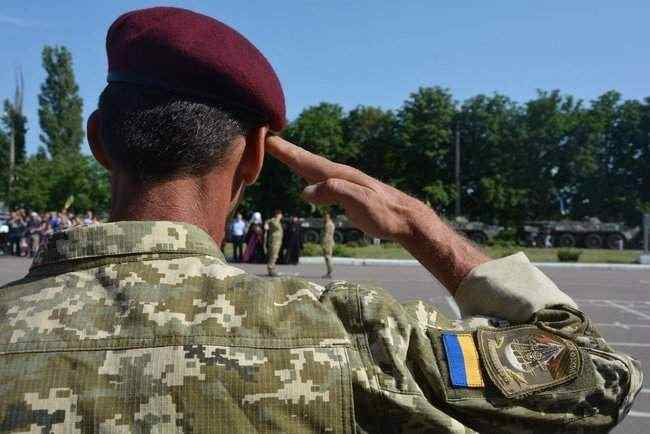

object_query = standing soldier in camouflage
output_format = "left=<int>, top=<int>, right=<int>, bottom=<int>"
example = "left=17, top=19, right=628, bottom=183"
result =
left=0, top=7, right=641, bottom=433
left=266, top=209, right=284, bottom=276
left=322, top=211, right=335, bottom=278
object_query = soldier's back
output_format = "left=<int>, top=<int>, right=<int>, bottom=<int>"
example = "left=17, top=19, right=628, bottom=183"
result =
left=0, top=221, right=641, bottom=433
left=0, top=221, right=352, bottom=433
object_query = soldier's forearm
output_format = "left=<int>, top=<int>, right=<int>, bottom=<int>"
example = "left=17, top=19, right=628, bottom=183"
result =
left=397, top=202, right=490, bottom=294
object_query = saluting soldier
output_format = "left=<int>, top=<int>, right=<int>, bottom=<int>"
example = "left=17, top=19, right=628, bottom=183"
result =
left=0, top=7, right=641, bottom=434
left=322, top=211, right=335, bottom=278
left=266, top=209, right=284, bottom=276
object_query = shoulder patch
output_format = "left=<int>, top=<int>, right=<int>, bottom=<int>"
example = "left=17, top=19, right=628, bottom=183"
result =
left=476, top=325, right=581, bottom=398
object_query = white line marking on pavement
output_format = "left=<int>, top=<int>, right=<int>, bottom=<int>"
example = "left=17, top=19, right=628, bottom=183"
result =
left=595, top=322, right=650, bottom=330
left=629, top=411, right=650, bottom=418
left=604, top=300, right=650, bottom=320
left=641, top=389, right=650, bottom=394
left=446, top=296, right=461, bottom=320
left=576, top=298, right=650, bottom=305
left=609, top=342, right=650, bottom=348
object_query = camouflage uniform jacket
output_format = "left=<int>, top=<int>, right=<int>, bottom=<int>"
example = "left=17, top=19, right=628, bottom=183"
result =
left=0, top=221, right=641, bottom=433
left=265, top=217, right=283, bottom=244
left=322, top=219, right=335, bottom=253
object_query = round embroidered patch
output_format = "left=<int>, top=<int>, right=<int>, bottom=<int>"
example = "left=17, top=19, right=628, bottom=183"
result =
left=476, top=325, right=581, bottom=398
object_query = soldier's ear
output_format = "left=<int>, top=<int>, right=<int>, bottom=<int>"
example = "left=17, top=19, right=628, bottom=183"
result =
left=239, top=125, right=268, bottom=185
left=88, top=110, right=111, bottom=171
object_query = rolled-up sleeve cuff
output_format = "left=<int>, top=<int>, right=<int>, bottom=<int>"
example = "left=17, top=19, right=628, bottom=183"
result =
left=454, top=252, right=578, bottom=323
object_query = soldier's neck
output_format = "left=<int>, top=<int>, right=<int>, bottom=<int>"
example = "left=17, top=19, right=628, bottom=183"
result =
left=109, top=173, right=233, bottom=244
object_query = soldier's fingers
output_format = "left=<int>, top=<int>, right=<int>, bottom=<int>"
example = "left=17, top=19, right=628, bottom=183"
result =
left=301, top=179, right=373, bottom=210
left=266, top=135, right=378, bottom=187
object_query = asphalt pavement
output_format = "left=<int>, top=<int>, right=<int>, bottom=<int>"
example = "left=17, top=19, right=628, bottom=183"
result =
left=1, top=256, right=648, bottom=433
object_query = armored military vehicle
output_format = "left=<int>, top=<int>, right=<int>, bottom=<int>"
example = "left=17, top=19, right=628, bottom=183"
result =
left=450, top=217, right=504, bottom=244
left=300, top=215, right=365, bottom=245
left=521, top=218, right=641, bottom=249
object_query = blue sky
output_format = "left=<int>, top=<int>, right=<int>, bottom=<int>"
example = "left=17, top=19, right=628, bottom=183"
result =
left=1, top=1, right=648, bottom=154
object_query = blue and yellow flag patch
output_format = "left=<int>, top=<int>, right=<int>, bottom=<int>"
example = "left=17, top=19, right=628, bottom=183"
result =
left=442, top=333, right=485, bottom=388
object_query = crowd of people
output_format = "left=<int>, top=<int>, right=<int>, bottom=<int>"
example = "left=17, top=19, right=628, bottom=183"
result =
left=226, top=210, right=335, bottom=278
left=1, top=208, right=334, bottom=275
left=227, top=211, right=304, bottom=266
left=0, top=209, right=101, bottom=257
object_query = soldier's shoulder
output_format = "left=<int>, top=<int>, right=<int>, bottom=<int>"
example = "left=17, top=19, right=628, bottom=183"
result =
left=319, top=280, right=416, bottom=326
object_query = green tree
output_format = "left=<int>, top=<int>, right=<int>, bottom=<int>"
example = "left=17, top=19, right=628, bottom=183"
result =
left=38, top=46, right=84, bottom=158
left=343, top=105, right=399, bottom=181
left=398, top=87, right=457, bottom=209
left=563, top=91, right=620, bottom=220
left=518, top=90, right=582, bottom=220
left=2, top=99, right=27, bottom=166
left=577, top=94, right=650, bottom=223
left=283, top=103, right=354, bottom=162
left=633, top=98, right=650, bottom=219
left=245, top=103, right=353, bottom=218
left=0, top=131, right=9, bottom=200
left=10, top=154, right=52, bottom=211
left=11, top=154, right=110, bottom=213
left=0, top=71, right=27, bottom=203
left=456, top=94, right=527, bottom=224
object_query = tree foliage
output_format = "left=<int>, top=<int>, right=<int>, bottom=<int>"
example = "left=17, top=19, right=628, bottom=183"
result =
left=398, top=87, right=456, bottom=209
left=0, top=45, right=108, bottom=214
left=2, top=99, right=27, bottom=166
left=38, top=46, right=84, bottom=158
left=248, top=87, right=650, bottom=226
left=10, top=154, right=109, bottom=213
left=2, top=44, right=649, bottom=226
left=0, top=86, right=28, bottom=202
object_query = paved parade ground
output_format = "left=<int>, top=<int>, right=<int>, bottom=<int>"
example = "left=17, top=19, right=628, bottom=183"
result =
left=1, top=256, right=648, bottom=433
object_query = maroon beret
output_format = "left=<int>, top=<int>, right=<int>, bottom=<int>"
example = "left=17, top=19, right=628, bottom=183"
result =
left=106, top=6, right=286, bottom=131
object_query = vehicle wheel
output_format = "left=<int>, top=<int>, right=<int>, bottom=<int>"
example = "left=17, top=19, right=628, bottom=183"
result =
left=334, top=230, right=345, bottom=244
left=469, top=232, right=488, bottom=244
left=606, top=233, right=625, bottom=250
left=303, top=229, right=320, bottom=244
left=584, top=233, right=603, bottom=249
left=558, top=233, right=576, bottom=248
left=345, top=229, right=364, bottom=244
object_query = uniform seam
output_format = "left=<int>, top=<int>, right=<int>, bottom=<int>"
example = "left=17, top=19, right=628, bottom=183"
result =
left=344, top=284, right=385, bottom=400
left=338, top=347, right=348, bottom=434
left=1, top=334, right=350, bottom=345
left=355, top=284, right=377, bottom=368
left=27, top=252, right=226, bottom=277
left=0, top=335, right=352, bottom=355
left=354, top=286, right=420, bottom=396
left=31, top=249, right=218, bottom=268
left=560, top=413, right=602, bottom=427
left=342, top=347, right=357, bottom=434
left=0, top=341, right=353, bottom=356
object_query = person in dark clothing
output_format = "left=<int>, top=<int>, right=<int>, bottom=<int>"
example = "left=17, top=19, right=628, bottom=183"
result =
left=7, top=212, right=26, bottom=256
left=243, top=223, right=266, bottom=263
left=283, top=216, right=303, bottom=265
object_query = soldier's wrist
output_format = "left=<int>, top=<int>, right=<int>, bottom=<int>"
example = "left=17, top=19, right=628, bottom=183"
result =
left=395, top=199, right=442, bottom=245
left=397, top=201, right=490, bottom=292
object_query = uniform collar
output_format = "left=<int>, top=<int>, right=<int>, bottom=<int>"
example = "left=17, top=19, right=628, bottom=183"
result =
left=31, top=220, right=224, bottom=270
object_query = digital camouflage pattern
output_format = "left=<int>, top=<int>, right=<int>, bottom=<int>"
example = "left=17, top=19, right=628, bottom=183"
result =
left=0, top=221, right=642, bottom=433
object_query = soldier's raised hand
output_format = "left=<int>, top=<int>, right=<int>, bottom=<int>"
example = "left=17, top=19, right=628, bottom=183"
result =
left=265, top=135, right=426, bottom=242
left=265, top=135, right=489, bottom=292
